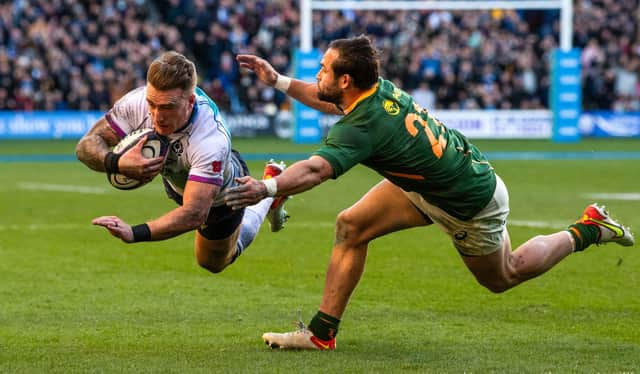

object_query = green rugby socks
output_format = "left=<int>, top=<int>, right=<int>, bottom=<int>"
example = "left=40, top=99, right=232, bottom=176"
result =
left=308, top=311, right=340, bottom=341
left=567, top=223, right=599, bottom=252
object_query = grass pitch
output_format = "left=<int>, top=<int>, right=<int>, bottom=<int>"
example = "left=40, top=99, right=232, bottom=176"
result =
left=1, top=138, right=638, bottom=372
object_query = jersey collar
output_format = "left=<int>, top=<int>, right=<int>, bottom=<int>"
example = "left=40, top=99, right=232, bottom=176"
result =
left=342, top=82, right=379, bottom=115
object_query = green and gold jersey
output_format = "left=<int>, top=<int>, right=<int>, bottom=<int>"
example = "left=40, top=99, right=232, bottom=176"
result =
left=313, top=78, right=496, bottom=221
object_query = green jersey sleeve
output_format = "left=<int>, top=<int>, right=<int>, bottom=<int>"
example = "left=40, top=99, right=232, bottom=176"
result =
left=313, top=122, right=373, bottom=178
left=311, top=77, right=495, bottom=220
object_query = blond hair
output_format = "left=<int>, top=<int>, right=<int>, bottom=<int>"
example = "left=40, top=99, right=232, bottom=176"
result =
left=147, top=51, right=197, bottom=93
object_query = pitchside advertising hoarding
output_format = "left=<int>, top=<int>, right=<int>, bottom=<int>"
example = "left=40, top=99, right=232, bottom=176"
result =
left=0, top=111, right=103, bottom=139
left=0, top=110, right=638, bottom=139
left=551, top=48, right=583, bottom=142
left=579, top=112, right=640, bottom=138
left=292, top=48, right=323, bottom=143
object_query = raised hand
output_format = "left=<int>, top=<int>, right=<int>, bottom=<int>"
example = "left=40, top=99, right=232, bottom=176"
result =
left=236, top=54, right=279, bottom=86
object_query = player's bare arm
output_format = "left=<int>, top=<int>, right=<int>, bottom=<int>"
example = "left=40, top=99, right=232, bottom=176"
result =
left=225, top=156, right=333, bottom=209
left=145, top=181, right=218, bottom=240
left=93, top=181, right=218, bottom=243
left=272, top=156, right=334, bottom=195
left=76, top=117, right=121, bottom=171
left=76, top=118, right=164, bottom=180
left=236, top=54, right=343, bottom=115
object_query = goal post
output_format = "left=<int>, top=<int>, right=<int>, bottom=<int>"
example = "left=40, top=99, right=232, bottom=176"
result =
left=293, top=0, right=580, bottom=143
left=301, top=0, right=573, bottom=52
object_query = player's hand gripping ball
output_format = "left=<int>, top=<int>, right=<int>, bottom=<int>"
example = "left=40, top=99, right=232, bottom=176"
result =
left=107, top=128, right=169, bottom=190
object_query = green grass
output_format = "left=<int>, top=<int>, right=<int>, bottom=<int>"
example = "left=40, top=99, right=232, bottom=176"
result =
left=1, top=138, right=639, bottom=372
left=3, top=136, right=640, bottom=155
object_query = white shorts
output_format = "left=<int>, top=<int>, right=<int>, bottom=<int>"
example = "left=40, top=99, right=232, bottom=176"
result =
left=403, top=175, right=510, bottom=256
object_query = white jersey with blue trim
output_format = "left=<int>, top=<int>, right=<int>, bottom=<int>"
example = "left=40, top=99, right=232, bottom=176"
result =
left=105, top=86, right=242, bottom=207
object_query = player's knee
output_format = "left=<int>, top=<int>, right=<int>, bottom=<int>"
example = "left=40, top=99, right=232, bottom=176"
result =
left=195, top=253, right=228, bottom=274
left=336, top=209, right=368, bottom=246
left=197, top=259, right=226, bottom=274
left=474, top=274, right=516, bottom=293
left=480, top=280, right=510, bottom=294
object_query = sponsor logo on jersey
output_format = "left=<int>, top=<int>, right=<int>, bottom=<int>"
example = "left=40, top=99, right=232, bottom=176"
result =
left=383, top=100, right=400, bottom=115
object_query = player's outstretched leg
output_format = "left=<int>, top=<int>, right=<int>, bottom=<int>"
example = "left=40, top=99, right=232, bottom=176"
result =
left=262, top=319, right=336, bottom=351
left=263, top=159, right=290, bottom=232
left=568, top=203, right=634, bottom=251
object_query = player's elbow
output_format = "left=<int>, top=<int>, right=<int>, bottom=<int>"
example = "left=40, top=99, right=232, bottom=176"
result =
left=75, top=140, right=88, bottom=163
left=306, top=172, right=327, bottom=188
left=305, top=156, right=334, bottom=185
left=183, top=207, right=208, bottom=230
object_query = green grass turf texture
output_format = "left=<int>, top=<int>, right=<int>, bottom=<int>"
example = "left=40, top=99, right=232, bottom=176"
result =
left=1, top=138, right=638, bottom=373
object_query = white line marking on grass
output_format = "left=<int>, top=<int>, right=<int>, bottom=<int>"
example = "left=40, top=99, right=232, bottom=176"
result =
left=18, top=182, right=108, bottom=194
left=509, top=220, right=566, bottom=229
left=286, top=222, right=335, bottom=229
left=582, top=193, right=640, bottom=201
left=287, top=220, right=566, bottom=230
left=0, top=223, right=85, bottom=231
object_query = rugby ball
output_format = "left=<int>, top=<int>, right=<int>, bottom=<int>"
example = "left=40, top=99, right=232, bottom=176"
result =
left=107, top=128, right=169, bottom=190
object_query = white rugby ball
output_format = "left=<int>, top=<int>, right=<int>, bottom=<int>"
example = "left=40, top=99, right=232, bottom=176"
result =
left=107, top=128, right=169, bottom=190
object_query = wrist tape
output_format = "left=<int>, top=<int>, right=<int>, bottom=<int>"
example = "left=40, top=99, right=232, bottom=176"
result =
left=132, top=223, right=151, bottom=242
left=262, top=178, right=278, bottom=197
left=274, top=74, right=292, bottom=93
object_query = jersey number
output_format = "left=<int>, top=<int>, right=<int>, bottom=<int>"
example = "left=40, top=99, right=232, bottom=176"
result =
left=404, top=106, right=447, bottom=159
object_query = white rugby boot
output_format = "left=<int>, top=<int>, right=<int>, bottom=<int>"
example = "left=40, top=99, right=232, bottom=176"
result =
left=262, top=320, right=336, bottom=350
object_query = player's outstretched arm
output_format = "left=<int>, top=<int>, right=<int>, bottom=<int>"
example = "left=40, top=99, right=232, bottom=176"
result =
left=93, top=181, right=219, bottom=243
left=236, top=54, right=343, bottom=115
left=225, top=156, right=333, bottom=210
left=142, top=181, right=219, bottom=241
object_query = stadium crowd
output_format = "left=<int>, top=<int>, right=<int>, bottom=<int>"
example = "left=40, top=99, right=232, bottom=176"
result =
left=1, top=0, right=638, bottom=113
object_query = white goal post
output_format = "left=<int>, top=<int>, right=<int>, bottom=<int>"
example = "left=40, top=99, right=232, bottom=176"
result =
left=293, top=0, right=580, bottom=143
left=300, top=0, right=573, bottom=52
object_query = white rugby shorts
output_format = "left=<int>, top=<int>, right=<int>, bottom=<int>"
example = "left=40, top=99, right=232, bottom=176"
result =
left=403, top=175, right=509, bottom=256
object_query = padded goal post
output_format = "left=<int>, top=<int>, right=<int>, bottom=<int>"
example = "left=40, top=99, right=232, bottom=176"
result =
left=292, top=0, right=580, bottom=143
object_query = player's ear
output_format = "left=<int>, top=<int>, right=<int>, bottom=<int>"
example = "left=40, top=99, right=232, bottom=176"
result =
left=339, top=74, right=351, bottom=89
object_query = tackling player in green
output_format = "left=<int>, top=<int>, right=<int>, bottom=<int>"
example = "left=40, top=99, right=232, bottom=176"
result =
left=226, top=35, right=635, bottom=350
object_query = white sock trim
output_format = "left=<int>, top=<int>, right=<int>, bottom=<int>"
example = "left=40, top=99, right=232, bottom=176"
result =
left=564, top=230, right=576, bottom=252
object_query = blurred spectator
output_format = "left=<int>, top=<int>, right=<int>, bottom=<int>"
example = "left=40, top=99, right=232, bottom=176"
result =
left=411, top=82, right=436, bottom=110
left=1, top=0, right=638, bottom=114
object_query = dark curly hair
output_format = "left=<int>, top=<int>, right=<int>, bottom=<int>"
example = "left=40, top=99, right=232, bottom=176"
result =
left=328, top=35, right=379, bottom=90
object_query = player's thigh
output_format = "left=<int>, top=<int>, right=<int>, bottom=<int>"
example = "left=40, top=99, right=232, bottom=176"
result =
left=194, top=227, right=240, bottom=264
left=340, top=179, right=432, bottom=241
left=461, top=229, right=517, bottom=288
left=194, top=205, right=245, bottom=264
